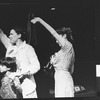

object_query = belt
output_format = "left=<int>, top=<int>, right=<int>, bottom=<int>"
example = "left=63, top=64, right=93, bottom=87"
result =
left=20, top=75, right=29, bottom=84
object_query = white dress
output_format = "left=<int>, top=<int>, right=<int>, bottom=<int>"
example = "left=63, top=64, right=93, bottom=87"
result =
left=52, top=40, right=75, bottom=98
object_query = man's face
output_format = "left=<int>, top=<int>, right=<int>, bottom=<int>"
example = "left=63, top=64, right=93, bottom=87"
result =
left=9, top=29, right=21, bottom=44
left=0, top=65, right=9, bottom=73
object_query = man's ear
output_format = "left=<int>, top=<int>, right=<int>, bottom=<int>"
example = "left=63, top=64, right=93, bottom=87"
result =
left=18, top=34, right=21, bottom=38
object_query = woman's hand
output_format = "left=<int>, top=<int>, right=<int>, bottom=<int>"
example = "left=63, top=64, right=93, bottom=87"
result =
left=31, top=17, right=40, bottom=24
left=50, top=54, right=56, bottom=64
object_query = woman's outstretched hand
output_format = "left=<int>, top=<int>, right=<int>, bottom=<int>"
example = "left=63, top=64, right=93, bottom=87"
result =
left=31, top=17, right=40, bottom=24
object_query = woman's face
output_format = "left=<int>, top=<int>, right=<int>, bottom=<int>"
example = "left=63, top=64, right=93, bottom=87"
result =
left=0, top=65, right=9, bottom=73
left=9, top=29, right=21, bottom=44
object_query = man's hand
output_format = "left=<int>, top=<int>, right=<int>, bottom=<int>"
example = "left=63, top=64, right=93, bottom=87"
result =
left=8, top=72, right=17, bottom=80
left=8, top=72, right=22, bottom=79
left=14, top=77, right=21, bottom=87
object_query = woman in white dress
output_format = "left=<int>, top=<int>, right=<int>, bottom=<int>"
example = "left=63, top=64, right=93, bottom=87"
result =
left=31, top=17, right=75, bottom=98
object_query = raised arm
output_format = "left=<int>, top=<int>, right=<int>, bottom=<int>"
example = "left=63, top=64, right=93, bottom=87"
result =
left=31, top=17, right=65, bottom=47
left=0, top=29, right=10, bottom=49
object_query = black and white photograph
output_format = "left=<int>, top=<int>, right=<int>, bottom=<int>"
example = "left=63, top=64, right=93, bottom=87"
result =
left=0, top=0, right=96, bottom=99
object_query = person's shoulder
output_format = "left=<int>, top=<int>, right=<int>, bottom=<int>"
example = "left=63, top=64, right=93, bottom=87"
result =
left=64, top=40, right=72, bottom=48
left=25, top=44, right=35, bottom=50
left=61, top=40, right=73, bottom=52
left=25, top=43, right=33, bottom=48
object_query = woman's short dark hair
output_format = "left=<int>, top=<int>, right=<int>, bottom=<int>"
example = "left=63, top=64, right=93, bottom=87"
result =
left=56, top=27, right=74, bottom=43
left=0, top=57, right=17, bottom=72
left=12, top=27, right=27, bottom=41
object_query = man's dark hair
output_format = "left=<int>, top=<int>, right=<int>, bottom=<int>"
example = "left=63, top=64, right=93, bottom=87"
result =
left=0, top=57, right=17, bottom=72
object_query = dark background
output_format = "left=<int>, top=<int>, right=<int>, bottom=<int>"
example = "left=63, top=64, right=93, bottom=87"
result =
left=0, top=0, right=96, bottom=98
